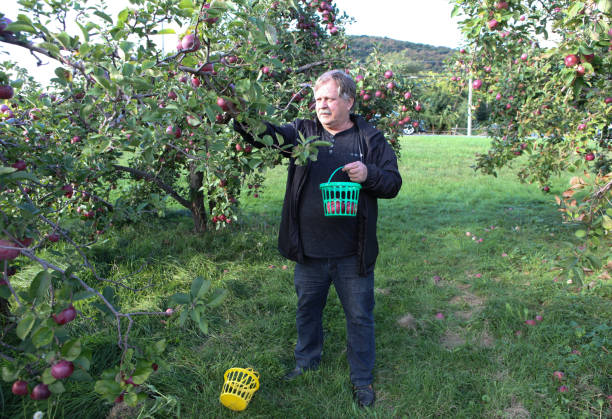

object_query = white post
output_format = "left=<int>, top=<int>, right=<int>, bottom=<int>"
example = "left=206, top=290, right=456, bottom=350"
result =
left=467, top=76, right=473, bottom=136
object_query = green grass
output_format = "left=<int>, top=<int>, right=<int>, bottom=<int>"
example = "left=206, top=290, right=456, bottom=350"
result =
left=2, top=136, right=611, bottom=418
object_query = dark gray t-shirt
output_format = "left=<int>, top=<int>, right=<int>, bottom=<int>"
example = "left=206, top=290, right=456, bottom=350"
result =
left=298, top=125, right=362, bottom=258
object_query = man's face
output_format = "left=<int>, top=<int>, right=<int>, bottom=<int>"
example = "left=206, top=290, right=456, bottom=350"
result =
left=314, top=80, right=354, bottom=131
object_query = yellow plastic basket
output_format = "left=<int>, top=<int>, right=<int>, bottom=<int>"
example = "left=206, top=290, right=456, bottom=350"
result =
left=219, top=367, right=260, bottom=411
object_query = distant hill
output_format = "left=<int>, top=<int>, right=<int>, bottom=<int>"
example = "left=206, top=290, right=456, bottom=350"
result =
left=346, top=35, right=456, bottom=73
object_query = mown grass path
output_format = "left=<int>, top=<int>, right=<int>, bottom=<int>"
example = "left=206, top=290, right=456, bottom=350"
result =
left=4, top=136, right=610, bottom=418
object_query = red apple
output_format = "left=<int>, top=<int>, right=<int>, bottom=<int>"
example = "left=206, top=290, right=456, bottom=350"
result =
left=404, top=91, right=412, bottom=99
left=199, top=62, right=214, bottom=73
left=203, top=4, right=219, bottom=25
left=191, top=77, right=201, bottom=88
left=495, top=1, right=508, bottom=9
left=12, top=380, right=28, bottom=396
left=375, top=90, right=382, bottom=98
left=577, top=123, right=586, bottom=130
left=329, top=26, right=338, bottom=35
left=168, top=91, right=177, bottom=100
left=71, top=135, right=81, bottom=144
left=362, top=93, right=371, bottom=101
left=11, top=160, right=26, bottom=171
left=487, top=19, right=499, bottom=30
left=217, top=97, right=230, bottom=111
left=415, top=104, right=422, bottom=112
left=47, top=233, right=60, bottom=243
left=585, top=152, right=595, bottom=161
left=30, top=383, right=51, bottom=400
left=472, top=79, right=483, bottom=89
left=564, top=54, right=578, bottom=67
left=235, top=144, right=242, bottom=152
left=52, top=305, right=77, bottom=325
left=575, top=65, right=585, bottom=76
left=0, top=239, right=20, bottom=260
left=520, top=53, right=528, bottom=61
left=51, top=360, right=74, bottom=379
left=262, top=66, right=271, bottom=74
left=605, top=97, right=612, bottom=104
left=0, top=85, right=14, bottom=99
left=384, top=70, right=393, bottom=79
left=181, top=33, right=200, bottom=51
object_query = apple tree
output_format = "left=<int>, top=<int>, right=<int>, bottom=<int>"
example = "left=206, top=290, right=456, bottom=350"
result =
left=451, top=0, right=611, bottom=284
left=0, top=0, right=354, bottom=410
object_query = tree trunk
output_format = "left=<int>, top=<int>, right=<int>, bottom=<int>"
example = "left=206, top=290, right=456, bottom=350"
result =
left=188, top=164, right=207, bottom=233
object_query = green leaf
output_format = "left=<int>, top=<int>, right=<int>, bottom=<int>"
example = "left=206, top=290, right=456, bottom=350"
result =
left=125, top=390, right=140, bottom=406
left=16, top=311, right=36, bottom=340
left=6, top=22, right=37, bottom=34
left=132, top=77, right=154, bottom=91
left=94, top=10, right=113, bottom=24
left=190, top=276, right=211, bottom=300
left=178, top=0, right=195, bottom=9
left=73, top=353, right=91, bottom=371
left=602, top=215, right=612, bottom=230
left=55, top=32, right=71, bottom=49
left=132, top=366, right=153, bottom=385
left=197, top=317, right=209, bottom=334
left=169, top=292, right=190, bottom=305
left=206, top=288, right=227, bottom=308
left=0, top=166, right=17, bottom=175
left=157, top=28, right=176, bottom=34
left=73, top=290, right=96, bottom=301
left=94, top=379, right=122, bottom=398
left=117, top=8, right=130, bottom=24
left=31, top=326, right=54, bottom=348
left=265, top=24, right=278, bottom=45
left=154, top=339, right=167, bottom=355
left=2, top=365, right=19, bottom=382
left=575, top=229, right=587, bottom=238
left=568, top=2, right=585, bottom=17
left=60, top=339, right=82, bottom=361
left=42, top=367, right=56, bottom=385
left=71, top=370, right=93, bottom=382
left=451, top=4, right=461, bottom=18
left=178, top=309, right=188, bottom=326
left=29, top=270, right=51, bottom=300
left=76, top=22, right=90, bottom=42
left=49, top=381, right=65, bottom=394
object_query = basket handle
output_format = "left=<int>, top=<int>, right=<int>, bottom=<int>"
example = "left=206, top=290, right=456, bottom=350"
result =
left=327, top=166, right=345, bottom=183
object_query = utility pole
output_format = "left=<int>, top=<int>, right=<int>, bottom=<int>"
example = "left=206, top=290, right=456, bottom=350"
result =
left=467, top=76, right=473, bottom=136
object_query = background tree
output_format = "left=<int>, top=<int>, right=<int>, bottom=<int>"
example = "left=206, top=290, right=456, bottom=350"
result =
left=451, top=0, right=611, bottom=283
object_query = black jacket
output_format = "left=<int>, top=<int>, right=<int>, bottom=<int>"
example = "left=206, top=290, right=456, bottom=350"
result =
left=235, top=114, right=402, bottom=275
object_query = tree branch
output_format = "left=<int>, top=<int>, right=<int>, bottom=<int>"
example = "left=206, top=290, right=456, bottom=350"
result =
left=112, top=164, right=191, bottom=208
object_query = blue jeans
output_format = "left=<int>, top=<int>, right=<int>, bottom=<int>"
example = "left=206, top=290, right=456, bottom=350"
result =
left=293, top=255, right=375, bottom=387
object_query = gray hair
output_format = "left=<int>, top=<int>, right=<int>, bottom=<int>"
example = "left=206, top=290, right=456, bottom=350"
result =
left=314, top=70, right=356, bottom=103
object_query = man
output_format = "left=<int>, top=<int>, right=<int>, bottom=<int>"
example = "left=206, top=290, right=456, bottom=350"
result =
left=234, top=69, right=402, bottom=407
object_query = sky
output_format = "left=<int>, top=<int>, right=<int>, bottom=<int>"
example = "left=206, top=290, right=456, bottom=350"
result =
left=1, top=0, right=465, bottom=85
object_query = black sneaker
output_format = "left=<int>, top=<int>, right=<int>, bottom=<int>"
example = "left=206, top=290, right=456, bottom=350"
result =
left=353, top=384, right=375, bottom=407
left=281, top=365, right=318, bottom=381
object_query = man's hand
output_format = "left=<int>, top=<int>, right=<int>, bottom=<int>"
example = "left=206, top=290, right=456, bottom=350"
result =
left=342, top=161, right=368, bottom=183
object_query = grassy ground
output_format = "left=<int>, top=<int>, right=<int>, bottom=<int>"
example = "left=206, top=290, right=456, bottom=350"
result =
left=2, top=136, right=611, bottom=418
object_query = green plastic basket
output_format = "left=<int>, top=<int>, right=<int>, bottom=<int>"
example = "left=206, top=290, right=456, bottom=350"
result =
left=319, top=166, right=361, bottom=217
